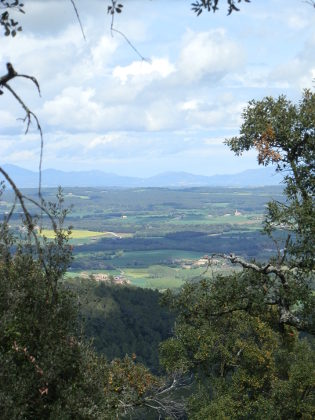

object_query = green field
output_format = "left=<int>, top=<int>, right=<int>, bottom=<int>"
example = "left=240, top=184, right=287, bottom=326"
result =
left=6, top=186, right=282, bottom=289
left=102, top=249, right=204, bottom=266
left=66, top=260, right=240, bottom=290
left=124, top=266, right=193, bottom=289
left=66, top=265, right=207, bottom=290
left=124, top=262, right=240, bottom=290
left=64, top=269, right=121, bottom=279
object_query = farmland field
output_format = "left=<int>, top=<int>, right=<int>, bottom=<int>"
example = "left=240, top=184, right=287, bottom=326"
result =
left=40, top=229, right=132, bottom=244
left=4, top=186, right=284, bottom=289
left=41, top=229, right=107, bottom=239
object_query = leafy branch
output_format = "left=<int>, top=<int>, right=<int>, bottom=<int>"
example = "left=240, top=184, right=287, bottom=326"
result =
left=191, top=0, right=251, bottom=16
left=0, top=0, right=24, bottom=36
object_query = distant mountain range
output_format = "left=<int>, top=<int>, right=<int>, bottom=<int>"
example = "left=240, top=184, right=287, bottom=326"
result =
left=0, top=164, right=283, bottom=188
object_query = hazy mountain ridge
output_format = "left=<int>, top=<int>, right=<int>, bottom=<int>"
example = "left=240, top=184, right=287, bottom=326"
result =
left=1, top=164, right=282, bottom=188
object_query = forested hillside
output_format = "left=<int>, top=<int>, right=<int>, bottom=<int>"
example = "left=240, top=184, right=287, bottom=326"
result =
left=67, top=278, right=174, bottom=374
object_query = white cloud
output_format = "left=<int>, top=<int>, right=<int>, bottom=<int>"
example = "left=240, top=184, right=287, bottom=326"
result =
left=90, top=36, right=119, bottom=73
left=269, top=33, right=315, bottom=89
left=1, top=0, right=313, bottom=175
left=113, top=58, right=175, bottom=84
left=177, top=29, right=245, bottom=83
left=287, top=15, right=309, bottom=31
left=145, top=99, right=182, bottom=131
left=180, top=100, right=199, bottom=111
left=42, top=87, right=100, bottom=129
left=86, top=133, right=122, bottom=150
left=0, top=110, right=17, bottom=128
left=6, top=150, right=38, bottom=162
left=179, top=96, right=246, bottom=130
left=203, top=137, right=227, bottom=146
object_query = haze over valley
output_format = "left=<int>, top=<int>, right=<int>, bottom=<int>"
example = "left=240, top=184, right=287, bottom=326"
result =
left=1, top=164, right=282, bottom=188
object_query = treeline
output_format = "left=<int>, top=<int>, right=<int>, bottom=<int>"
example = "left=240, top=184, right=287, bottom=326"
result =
left=15, top=186, right=283, bottom=213
left=74, top=231, right=277, bottom=263
left=71, top=250, right=120, bottom=270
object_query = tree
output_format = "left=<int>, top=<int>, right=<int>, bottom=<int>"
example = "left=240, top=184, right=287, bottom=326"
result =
left=226, top=90, right=315, bottom=271
left=0, top=185, right=184, bottom=418
left=160, top=91, right=315, bottom=418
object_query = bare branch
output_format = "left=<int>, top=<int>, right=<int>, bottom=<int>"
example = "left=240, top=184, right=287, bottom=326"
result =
left=0, top=167, right=34, bottom=232
left=280, top=234, right=291, bottom=265
left=0, top=62, right=17, bottom=84
left=70, top=0, right=86, bottom=41
left=206, top=253, right=307, bottom=331
left=302, top=0, right=315, bottom=8
left=3, top=194, right=16, bottom=225
left=108, top=1, right=150, bottom=62
left=0, top=167, right=47, bottom=273
left=271, top=235, right=282, bottom=263
left=208, top=253, right=290, bottom=284
left=0, top=63, right=44, bottom=197
left=16, top=73, right=41, bottom=96
left=145, top=374, right=190, bottom=418
left=23, top=196, right=57, bottom=232
left=2, top=81, right=41, bottom=134
left=110, top=27, right=150, bottom=62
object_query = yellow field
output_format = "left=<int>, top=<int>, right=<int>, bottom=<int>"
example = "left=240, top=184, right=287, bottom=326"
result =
left=40, top=229, right=133, bottom=240
left=40, top=229, right=108, bottom=239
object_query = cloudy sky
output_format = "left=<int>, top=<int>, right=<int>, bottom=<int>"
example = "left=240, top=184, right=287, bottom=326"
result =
left=0, top=0, right=314, bottom=176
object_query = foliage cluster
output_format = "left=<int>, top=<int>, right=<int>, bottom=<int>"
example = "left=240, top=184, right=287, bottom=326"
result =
left=191, top=0, right=251, bottom=16
left=160, top=90, right=315, bottom=418
left=0, top=190, right=178, bottom=419
left=161, top=272, right=314, bottom=418
left=226, top=91, right=315, bottom=270
left=0, top=0, right=24, bottom=37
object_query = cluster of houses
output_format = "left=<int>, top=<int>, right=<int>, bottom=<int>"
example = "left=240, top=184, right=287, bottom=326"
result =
left=170, top=257, right=222, bottom=269
left=79, top=272, right=129, bottom=285
left=223, top=209, right=242, bottom=217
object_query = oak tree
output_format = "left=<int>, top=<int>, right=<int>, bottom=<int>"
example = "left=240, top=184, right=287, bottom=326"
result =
left=160, top=91, right=315, bottom=418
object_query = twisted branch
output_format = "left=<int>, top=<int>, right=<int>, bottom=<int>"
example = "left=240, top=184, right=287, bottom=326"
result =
left=206, top=253, right=306, bottom=331
left=0, top=63, right=43, bottom=197
left=142, top=374, right=190, bottom=419
left=208, top=253, right=291, bottom=284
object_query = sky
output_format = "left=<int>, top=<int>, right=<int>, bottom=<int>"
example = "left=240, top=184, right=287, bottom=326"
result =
left=0, top=0, right=314, bottom=177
